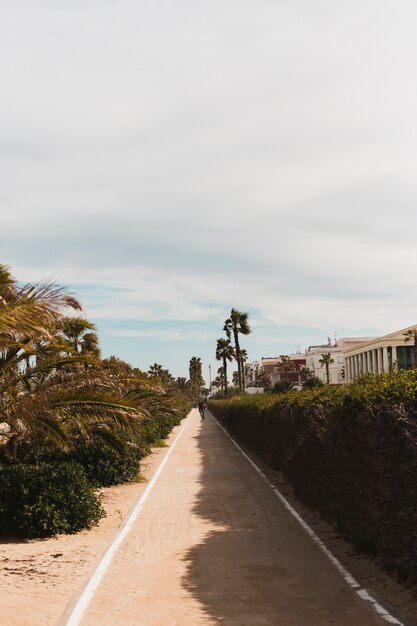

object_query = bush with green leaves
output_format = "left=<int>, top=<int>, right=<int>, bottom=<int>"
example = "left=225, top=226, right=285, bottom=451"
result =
left=209, top=370, right=417, bottom=582
left=70, top=439, right=145, bottom=487
left=0, top=461, right=104, bottom=538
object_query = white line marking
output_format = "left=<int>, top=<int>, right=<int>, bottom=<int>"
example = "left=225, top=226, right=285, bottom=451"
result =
left=210, top=413, right=405, bottom=626
left=64, top=410, right=193, bottom=626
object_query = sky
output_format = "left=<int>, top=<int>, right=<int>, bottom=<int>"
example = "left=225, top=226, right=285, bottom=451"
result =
left=1, top=1, right=417, bottom=381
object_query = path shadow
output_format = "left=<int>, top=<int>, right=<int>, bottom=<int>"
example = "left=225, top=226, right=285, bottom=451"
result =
left=180, top=414, right=311, bottom=625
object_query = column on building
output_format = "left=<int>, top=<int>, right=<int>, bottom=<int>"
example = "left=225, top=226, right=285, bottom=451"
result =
left=382, top=347, right=389, bottom=372
left=392, top=346, right=397, bottom=367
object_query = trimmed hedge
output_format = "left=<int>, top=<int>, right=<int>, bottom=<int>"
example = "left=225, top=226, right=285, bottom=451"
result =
left=0, top=462, right=104, bottom=538
left=209, top=371, right=417, bottom=582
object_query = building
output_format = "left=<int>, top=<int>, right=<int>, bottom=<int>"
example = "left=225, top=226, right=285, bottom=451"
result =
left=258, top=354, right=307, bottom=390
left=244, top=360, right=261, bottom=387
left=344, top=325, right=417, bottom=382
left=305, top=337, right=376, bottom=384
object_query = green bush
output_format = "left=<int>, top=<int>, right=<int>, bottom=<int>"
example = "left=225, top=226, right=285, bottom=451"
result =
left=14, top=438, right=146, bottom=488
left=71, top=439, right=145, bottom=487
left=209, top=370, right=417, bottom=582
left=0, top=462, right=104, bottom=538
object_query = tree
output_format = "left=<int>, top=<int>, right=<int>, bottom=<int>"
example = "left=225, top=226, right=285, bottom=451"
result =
left=319, top=352, right=334, bottom=384
left=215, top=339, right=235, bottom=398
left=0, top=264, right=82, bottom=344
left=148, top=363, right=164, bottom=378
left=256, top=367, right=270, bottom=389
left=300, top=366, right=311, bottom=381
left=240, top=349, right=248, bottom=391
left=212, top=367, right=225, bottom=393
left=175, top=377, right=189, bottom=392
left=278, top=355, right=293, bottom=382
left=57, top=317, right=100, bottom=367
left=403, top=328, right=417, bottom=368
left=223, top=309, right=251, bottom=392
left=189, top=357, right=204, bottom=403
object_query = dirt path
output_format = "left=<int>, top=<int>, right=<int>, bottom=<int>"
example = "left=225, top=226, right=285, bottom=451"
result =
left=64, top=409, right=395, bottom=625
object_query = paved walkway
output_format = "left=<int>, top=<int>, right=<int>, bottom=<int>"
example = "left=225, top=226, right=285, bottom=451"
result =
left=76, top=409, right=386, bottom=625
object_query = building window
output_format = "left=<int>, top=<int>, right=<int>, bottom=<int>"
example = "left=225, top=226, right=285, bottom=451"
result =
left=387, top=346, right=392, bottom=369
left=396, top=346, right=414, bottom=370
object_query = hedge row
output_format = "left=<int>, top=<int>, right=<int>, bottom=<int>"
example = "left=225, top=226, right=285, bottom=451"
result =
left=209, top=371, right=417, bottom=582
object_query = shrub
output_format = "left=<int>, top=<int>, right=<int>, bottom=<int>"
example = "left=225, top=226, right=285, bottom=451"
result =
left=209, top=371, right=417, bottom=582
left=302, top=376, right=324, bottom=389
left=70, top=439, right=145, bottom=487
left=14, top=438, right=146, bottom=488
left=272, top=380, right=294, bottom=393
left=0, top=462, right=104, bottom=538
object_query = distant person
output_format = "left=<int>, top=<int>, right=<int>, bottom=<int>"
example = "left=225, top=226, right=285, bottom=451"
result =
left=198, top=399, right=207, bottom=419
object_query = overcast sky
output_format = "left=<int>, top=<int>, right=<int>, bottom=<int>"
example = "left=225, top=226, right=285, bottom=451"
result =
left=2, top=1, right=417, bottom=379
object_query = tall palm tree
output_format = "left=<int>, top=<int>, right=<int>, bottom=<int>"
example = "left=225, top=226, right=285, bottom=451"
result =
left=403, top=328, right=417, bottom=368
left=215, top=339, right=234, bottom=398
left=189, top=357, right=204, bottom=404
left=319, top=352, right=334, bottom=384
left=223, top=308, right=251, bottom=392
left=240, top=349, right=248, bottom=391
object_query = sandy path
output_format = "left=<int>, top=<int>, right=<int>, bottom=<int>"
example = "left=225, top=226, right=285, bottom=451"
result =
left=0, top=431, right=180, bottom=626
left=70, top=409, right=388, bottom=626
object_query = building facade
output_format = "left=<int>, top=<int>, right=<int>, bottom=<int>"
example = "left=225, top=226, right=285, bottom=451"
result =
left=305, top=337, right=375, bottom=384
left=344, top=326, right=417, bottom=382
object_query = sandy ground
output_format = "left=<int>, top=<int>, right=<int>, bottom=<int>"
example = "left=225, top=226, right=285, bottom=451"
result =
left=0, top=409, right=416, bottom=625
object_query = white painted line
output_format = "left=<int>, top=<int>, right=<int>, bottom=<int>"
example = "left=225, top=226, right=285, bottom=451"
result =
left=64, top=410, right=193, bottom=626
left=210, top=413, right=405, bottom=626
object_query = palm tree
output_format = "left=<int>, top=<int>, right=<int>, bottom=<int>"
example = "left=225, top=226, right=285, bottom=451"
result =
left=189, top=357, right=204, bottom=404
left=240, top=349, right=248, bottom=391
left=319, top=352, right=334, bottom=384
left=403, top=328, right=417, bottom=368
left=0, top=264, right=81, bottom=344
left=148, top=363, right=164, bottom=377
left=279, top=355, right=293, bottom=382
left=256, top=367, right=271, bottom=389
left=215, top=339, right=235, bottom=398
left=223, top=308, right=251, bottom=392
left=175, top=377, right=189, bottom=392
left=300, top=366, right=311, bottom=381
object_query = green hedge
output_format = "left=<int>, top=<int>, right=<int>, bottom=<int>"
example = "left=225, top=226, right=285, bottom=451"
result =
left=0, top=462, right=104, bottom=538
left=209, top=371, right=417, bottom=582
left=0, top=399, right=189, bottom=538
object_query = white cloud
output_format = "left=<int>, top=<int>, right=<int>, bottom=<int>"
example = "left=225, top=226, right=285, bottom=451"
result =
left=110, top=328, right=212, bottom=342
left=3, top=0, right=417, bottom=374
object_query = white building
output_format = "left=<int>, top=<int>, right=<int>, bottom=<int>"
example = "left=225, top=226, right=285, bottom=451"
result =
left=305, top=337, right=375, bottom=384
left=344, top=325, right=417, bottom=382
left=244, top=360, right=261, bottom=387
